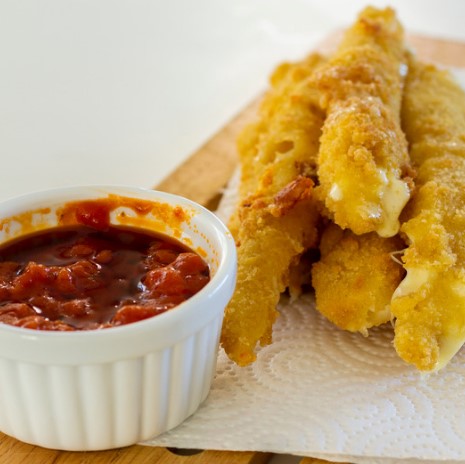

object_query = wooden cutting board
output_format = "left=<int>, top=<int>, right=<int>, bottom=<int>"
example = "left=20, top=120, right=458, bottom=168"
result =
left=2, top=33, right=465, bottom=464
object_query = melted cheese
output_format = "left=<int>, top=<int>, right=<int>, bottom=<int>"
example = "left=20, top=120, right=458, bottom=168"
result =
left=392, top=267, right=435, bottom=299
left=434, top=279, right=465, bottom=371
left=327, top=169, right=410, bottom=237
left=329, top=183, right=343, bottom=201
left=394, top=270, right=465, bottom=371
left=376, top=170, right=411, bottom=237
left=369, top=304, right=391, bottom=327
left=435, top=336, right=464, bottom=371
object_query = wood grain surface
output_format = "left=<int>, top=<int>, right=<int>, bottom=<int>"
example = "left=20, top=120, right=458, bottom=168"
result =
left=1, top=34, right=464, bottom=464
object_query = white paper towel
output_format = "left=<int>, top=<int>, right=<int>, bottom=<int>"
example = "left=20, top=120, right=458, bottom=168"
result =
left=145, top=289, right=465, bottom=463
left=144, top=70, right=465, bottom=464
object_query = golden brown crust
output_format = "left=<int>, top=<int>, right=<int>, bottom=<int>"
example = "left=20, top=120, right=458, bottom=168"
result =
left=312, top=223, right=405, bottom=333
left=314, top=7, right=412, bottom=236
left=221, top=54, right=325, bottom=365
left=391, top=58, right=465, bottom=371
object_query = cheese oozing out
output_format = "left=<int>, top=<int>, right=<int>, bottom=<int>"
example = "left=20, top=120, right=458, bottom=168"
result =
left=376, top=169, right=410, bottom=237
left=435, top=278, right=465, bottom=371
left=327, top=169, right=409, bottom=237
left=392, top=267, right=434, bottom=299
left=394, top=268, right=465, bottom=371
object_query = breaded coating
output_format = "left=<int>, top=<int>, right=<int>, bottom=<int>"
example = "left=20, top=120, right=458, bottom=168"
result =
left=400, top=61, right=465, bottom=165
left=391, top=59, right=465, bottom=371
left=221, top=54, right=325, bottom=366
left=312, top=223, right=405, bottom=334
left=314, top=6, right=413, bottom=237
left=227, top=54, right=325, bottom=237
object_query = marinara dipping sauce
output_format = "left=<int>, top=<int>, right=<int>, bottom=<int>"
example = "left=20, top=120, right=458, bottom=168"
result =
left=0, top=225, right=210, bottom=331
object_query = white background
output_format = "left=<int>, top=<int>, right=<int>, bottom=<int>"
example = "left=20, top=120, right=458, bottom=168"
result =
left=1, top=0, right=465, bottom=202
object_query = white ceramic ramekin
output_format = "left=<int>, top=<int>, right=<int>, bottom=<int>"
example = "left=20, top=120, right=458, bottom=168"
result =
left=0, top=186, right=236, bottom=451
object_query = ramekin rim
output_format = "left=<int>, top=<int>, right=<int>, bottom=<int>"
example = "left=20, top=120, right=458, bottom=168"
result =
left=0, top=184, right=237, bottom=341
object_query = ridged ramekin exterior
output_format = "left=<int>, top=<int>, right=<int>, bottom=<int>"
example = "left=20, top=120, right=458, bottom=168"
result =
left=0, top=312, right=223, bottom=451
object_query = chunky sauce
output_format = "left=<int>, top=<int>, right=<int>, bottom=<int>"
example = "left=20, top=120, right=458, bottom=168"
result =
left=0, top=225, right=210, bottom=331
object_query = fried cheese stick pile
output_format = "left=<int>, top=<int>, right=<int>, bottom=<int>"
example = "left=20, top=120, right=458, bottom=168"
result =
left=313, top=7, right=413, bottom=237
left=391, top=58, right=465, bottom=371
left=220, top=54, right=325, bottom=366
left=222, top=4, right=465, bottom=372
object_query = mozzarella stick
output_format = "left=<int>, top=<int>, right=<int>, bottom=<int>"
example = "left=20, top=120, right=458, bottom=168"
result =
left=314, top=6, right=413, bottom=237
left=312, top=223, right=405, bottom=334
left=391, top=59, right=465, bottom=371
left=221, top=54, right=325, bottom=366
left=400, top=60, right=465, bottom=165
left=227, top=54, right=324, bottom=238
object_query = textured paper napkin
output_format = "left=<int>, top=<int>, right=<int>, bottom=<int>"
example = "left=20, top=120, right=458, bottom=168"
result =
left=144, top=71, right=465, bottom=463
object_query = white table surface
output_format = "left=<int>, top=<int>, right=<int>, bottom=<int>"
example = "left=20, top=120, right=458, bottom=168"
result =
left=1, top=0, right=465, bottom=203
left=1, top=1, right=465, bottom=462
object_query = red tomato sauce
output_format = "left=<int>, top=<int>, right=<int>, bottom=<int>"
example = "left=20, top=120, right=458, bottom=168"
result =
left=0, top=226, right=210, bottom=331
